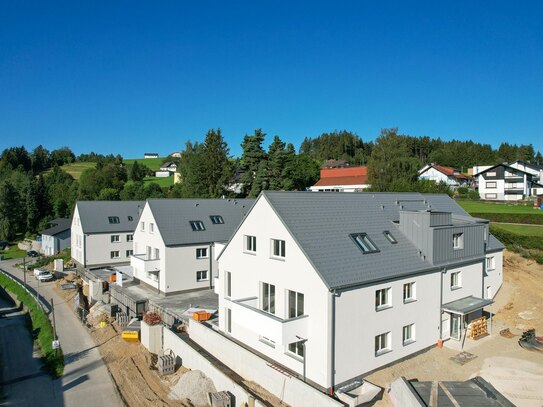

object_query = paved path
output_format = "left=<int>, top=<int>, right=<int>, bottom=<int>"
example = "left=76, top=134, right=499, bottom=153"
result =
left=0, top=288, right=62, bottom=406
left=0, top=260, right=121, bottom=407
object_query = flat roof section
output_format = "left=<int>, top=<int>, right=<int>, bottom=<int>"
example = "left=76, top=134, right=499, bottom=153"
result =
left=442, top=296, right=493, bottom=315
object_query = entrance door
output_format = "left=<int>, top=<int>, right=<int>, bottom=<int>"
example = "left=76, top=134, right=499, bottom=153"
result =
left=451, top=314, right=461, bottom=340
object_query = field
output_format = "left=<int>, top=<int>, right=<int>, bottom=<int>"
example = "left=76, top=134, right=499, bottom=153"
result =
left=124, top=157, right=166, bottom=171
left=0, top=245, right=26, bottom=260
left=457, top=200, right=543, bottom=215
left=491, top=223, right=543, bottom=237
left=143, top=176, right=174, bottom=187
left=59, top=162, right=96, bottom=179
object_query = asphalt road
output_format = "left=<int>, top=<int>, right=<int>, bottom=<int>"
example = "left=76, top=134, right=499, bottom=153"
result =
left=0, top=259, right=120, bottom=407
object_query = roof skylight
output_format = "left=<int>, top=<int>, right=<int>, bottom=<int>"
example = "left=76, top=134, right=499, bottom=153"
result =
left=108, top=216, right=120, bottom=224
left=190, top=220, right=206, bottom=231
left=383, top=231, right=397, bottom=244
left=350, top=233, right=379, bottom=254
left=210, top=215, right=224, bottom=224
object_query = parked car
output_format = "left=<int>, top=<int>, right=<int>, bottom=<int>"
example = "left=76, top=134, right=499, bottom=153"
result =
left=27, top=250, right=40, bottom=257
left=0, top=240, right=8, bottom=250
left=36, top=271, right=54, bottom=282
left=34, top=268, right=49, bottom=278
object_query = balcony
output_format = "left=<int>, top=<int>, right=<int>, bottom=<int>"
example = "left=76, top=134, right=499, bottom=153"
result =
left=131, top=253, right=160, bottom=274
left=228, top=296, right=308, bottom=345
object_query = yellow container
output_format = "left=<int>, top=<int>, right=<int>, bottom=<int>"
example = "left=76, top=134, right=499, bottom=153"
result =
left=122, top=330, right=139, bottom=342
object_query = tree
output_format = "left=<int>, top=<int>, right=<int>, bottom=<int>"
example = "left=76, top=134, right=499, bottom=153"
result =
left=240, top=129, right=267, bottom=195
left=176, top=141, right=207, bottom=198
left=130, top=161, right=147, bottom=182
left=50, top=147, right=76, bottom=166
left=98, top=188, right=120, bottom=200
left=201, top=129, right=232, bottom=197
left=282, top=154, right=320, bottom=191
left=0, top=180, right=20, bottom=240
left=0, top=146, right=32, bottom=172
left=249, top=160, right=269, bottom=197
left=31, top=145, right=51, bottom=173
left=267, top=135, right=287, bottom=190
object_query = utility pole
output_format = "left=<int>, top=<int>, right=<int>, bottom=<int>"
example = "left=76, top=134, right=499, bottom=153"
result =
left=51, top=298, right=59, bottom=355
left=23, top=256, right=26, bottom=288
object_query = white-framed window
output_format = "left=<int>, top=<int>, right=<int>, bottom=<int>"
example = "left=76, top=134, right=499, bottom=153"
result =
left=375, top=288, right=391, bottom=310
left=288, top=341, right=305, bottom=358
left=196, top=270, right=208, bottom=282
left=190, top=220, right=205, bottom=231
left=225, top=308, right=232, bottom=333
left=147, top=272, right=158, bottom=282
left=287, top=290, right=304, bottom=318
left=261, top=282, right=276, bottom=314
left=225, top=271, right=231, bottom=298
left=141, top=222, right=145, bottom=231
left=375, top=332, right=391, bottom=355
left=126, top=234, right=133, bottom=242
left=451, top=271, right=462, bottom=289
left=486, top=171, right=496, bottom=177
left=403, top=282, right=416, bottom=302
left=271, top=239, right=286, bottom=258
left=453, top=233, right=464, bottom=250
left=485, top=193, right=497, bottom=199
left=486, top=256, right=495, bottom=270
left=126, top=250, right=133, bottom=257
left=486, top=181, right=497, bottom=188
left=110, top=251, right=120, bottom=259
left=154, top=248, right=160, bottom=260
left=245, top=235, right=257, bottom=253
left=150, top=223, right=154, bottom=233
left=403, top=323, right=415, bottom=345
left=111, top=235, right=120, bottom=243
left=196, top=248, right=208, bottom=259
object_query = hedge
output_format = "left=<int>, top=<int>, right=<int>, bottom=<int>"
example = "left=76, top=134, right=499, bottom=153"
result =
left=0, top=272, right=64, bottom=377
left=472, top=212, right=543, bottom=225
left=490, top=225, right=543, bottom=264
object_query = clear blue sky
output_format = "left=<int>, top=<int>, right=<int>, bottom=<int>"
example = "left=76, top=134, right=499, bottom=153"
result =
left=1, top=1, right=542, bottom=158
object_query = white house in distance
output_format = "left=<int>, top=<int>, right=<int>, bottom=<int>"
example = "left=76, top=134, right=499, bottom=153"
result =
left=418, top=164, right=471, bottom=188
left=475, top=163, right=543, bottom=201
left=71, top=201, right=145, bottom=269
left=131, top=198, right=253, bottom=295
left=216, top=191, right=503, bottom=393
left=309, top=166, right=370, bottom=192
left=508, top=160, right=543, bottom=183
left=144, top=153, right=159, bottom=159
left=40, top=218, right=71, bottom=256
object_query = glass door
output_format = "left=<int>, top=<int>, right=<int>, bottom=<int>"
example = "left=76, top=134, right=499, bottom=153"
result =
left=451, top=313, right=461, bottom=340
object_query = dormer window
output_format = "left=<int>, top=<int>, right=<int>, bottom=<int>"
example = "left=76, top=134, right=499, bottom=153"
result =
left=383, top=231, right=397, bottom=244
left=453, top=233, right=464, bottom=250
left=108, top=216, right=120, bottom=224
left=351, top=233, right=379, bottom=254
left=210, top=215, right=224, bottom=224
left=190, top=220, right=205, bottom=231
left=128, top=216, right=133, bottom=221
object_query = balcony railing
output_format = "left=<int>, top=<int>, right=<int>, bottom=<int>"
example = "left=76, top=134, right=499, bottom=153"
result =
left=228, top=296, right=308, bottom=345
left=131, top=253, right=160, bottom=274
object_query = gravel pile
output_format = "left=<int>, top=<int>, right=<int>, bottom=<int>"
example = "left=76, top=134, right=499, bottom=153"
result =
left=169, top=369, right=217, bottom=406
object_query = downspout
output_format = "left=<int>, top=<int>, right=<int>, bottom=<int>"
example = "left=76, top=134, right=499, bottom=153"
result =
left=209, top=242, right=214, bottom=290
left=328, top=289, right=337, bottom=395
left=439, top=268, right=444, bottom=339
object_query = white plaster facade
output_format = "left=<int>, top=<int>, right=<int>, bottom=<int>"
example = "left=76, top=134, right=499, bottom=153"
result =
left=418, top=165, right=469, bottom=188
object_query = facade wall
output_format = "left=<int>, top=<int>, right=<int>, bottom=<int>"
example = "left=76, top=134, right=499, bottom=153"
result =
left=85, top=232, right=134, bottom=268
left=334, top=271, right=441, bottom=385
left=71, top=207, right=85, bottom=266
left=43, top=229, right=71, bottom=255
left=478, top=176, right=505, bottom=200
left=217, top=196, right=332, bottom=388
left=419, top=167, right=455, bottom=186
left=309, top=184, right=370, bottom=192
left=484, top=251, right=503, bottom=299
left=441, top=261, right=484, bottom=305
left=432, top=224, right=485, bottom=264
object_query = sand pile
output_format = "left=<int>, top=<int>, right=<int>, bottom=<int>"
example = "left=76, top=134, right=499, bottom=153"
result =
left=169, top=370, right=216, bottom=406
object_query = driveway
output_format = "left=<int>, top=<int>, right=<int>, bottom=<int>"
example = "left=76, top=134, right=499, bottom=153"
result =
left=0, top=259, right=120, bottom=407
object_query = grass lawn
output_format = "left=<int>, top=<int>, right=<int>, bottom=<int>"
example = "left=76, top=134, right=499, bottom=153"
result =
left=143, top=176, right=174, bottom=187
left=0, top=245, right=27, bottom=260
left=490, top=223, right=543, bottom=237
left=457, top=200, right=543, bottom=215
left=125, top=157, right=166, bottom=171
left=60, top=162, right=96, bottom=179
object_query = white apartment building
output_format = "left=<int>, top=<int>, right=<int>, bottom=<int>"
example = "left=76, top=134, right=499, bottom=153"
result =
left=131, top=198, right=253, bottom=295
left=71, top=201, right=144, bottom=269
left=475, top=163, right=543, bottom=201
left=216, top=192, right=503, bottom=392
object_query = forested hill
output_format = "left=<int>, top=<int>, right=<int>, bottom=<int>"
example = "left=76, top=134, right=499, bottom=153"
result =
left=0, top=128, right=541, bottom=241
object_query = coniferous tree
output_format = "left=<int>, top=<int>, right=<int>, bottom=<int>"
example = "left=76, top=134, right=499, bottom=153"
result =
left=0, top=180, right=20, bottom=240
left=240, top=129, right=267, bottom=195
left=267, top=135, right=287, bottom=190
left=201, top=129, right=231, bottom=197
left=249, top=160, right=269, bottom=197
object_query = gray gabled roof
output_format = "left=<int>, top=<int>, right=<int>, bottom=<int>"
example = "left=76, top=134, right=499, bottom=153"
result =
left=76, top=201, right=145, bottom=234
left=147, top=198, right=255, bottom=246
left=40, top=218, right=71, bottom=236
left=261, top=191, right=502, bottom=290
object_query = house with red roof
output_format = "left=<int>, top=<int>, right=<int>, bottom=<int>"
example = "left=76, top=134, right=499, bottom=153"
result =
left=309, top=166, right=370, bottom=192
left=418, top=164, right=471, bottom=189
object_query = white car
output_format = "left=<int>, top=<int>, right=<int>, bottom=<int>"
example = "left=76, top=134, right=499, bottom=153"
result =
left=35, top=269, right=54, bottom=281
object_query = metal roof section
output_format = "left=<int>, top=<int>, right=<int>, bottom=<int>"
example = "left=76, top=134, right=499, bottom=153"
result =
left=261, top=191, right=503, bottom=290
left=76, top=201, right=145, bottom=234
left=146, top=198, right=255, bottom=246
left=442, top=296, right=493, bottom=315
left=39, top=218, right=71, bottom=236
left=473, top=163, right=532, bottom=177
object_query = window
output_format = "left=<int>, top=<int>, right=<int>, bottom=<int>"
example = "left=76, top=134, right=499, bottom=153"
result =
left=486, top=181, right=497, bottom=188
left=196, top=248, right=208, bottom=259
left=261, top=282, right=275, bottom=314
left=190, top=220, right=205, bottom=231
left=127, top=216, right=133, bottom=221
left=154, top=248, right=160, bottom=260
left=271, top=239, right=286, bottom=258
left=111, top=235, right=120, bottom=243
left=210, top=215, right=224, bottom=224
left=126, top=234, right=133, bottom=242
left=375, top=332, right=391, bottom=355
left=225, top=308, right=232, bottom=333
left=383, top=231, right=397, bottom=244
left=288, top=290, right=304, bottom=318
left=403, top=282, right=415, bottom=302
left=486, top=171, right=496, bottom=177
left=245, top=235, right=257, bottom=253
left=288, top=341, right=305, bottom=358
left=453, top=233, right=464, bottom=250
left=451, top=271, right=462, bottom=289
left=141, top=222, right=145, bottom=231
left=351, top=233, right=379, bottom=254
left=225, top=271, right=231, bottom=297
left=150, top=223, right=154, bottom=233
left=486, top=256, right=495, bottom=271
left=403, top=324, right=415, bottom=345
left=375, top=288, right=391, bottom=309
left=108, top=216, right=120, bottom=224
left=196, top=270, right=208, bottom=282
left=126, top=250, right=133, bottom=257
left=485, top=193, right=497, bottom=199
left=110, top=251, right=120, bottom=259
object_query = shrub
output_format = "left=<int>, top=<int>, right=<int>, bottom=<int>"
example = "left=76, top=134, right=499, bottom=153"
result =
left=457, top=187, right=469, bottom=195
left=473, top=213, right=543, bottom=225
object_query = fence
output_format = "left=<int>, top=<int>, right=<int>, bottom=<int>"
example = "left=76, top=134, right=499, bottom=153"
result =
left=0, top=267, right=46, bottom=312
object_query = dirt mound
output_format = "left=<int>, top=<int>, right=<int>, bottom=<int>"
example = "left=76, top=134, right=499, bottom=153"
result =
left=169, top=370, right=216, bottom=406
